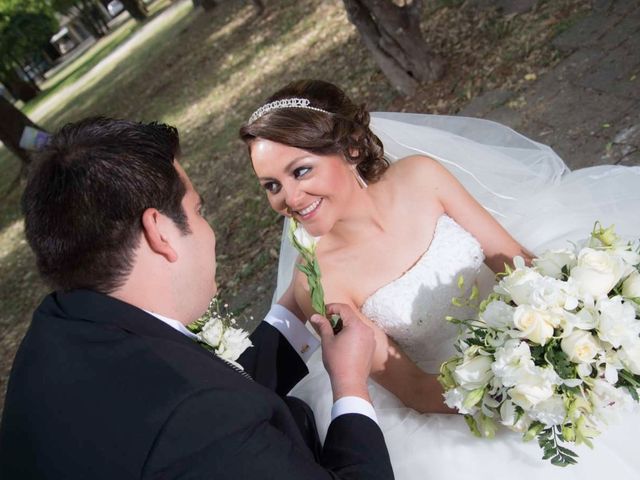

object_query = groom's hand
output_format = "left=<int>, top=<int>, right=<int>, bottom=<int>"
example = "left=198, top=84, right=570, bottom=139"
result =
left=310, top=304, right=375, bottom=403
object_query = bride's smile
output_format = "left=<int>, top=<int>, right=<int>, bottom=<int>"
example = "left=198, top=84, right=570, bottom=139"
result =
left=296, top=198, right=323, bottom=219
left=249, top=137, right=364, bottom=236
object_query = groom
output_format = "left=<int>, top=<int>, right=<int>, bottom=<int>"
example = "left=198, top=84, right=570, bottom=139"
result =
left=0, top=118, right=393, bottom=479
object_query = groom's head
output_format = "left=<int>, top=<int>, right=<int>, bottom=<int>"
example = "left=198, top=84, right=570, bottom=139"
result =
left=22, top=117, right=194, bottom=294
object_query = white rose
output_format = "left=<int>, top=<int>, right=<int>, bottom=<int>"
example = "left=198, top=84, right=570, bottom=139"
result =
left=570, top=248, right=624, bottom=298
left=453, top=355, right=493, bottom=390
left=530, top=396, right=567, bottom=426
left=533, top=249, right=576, bottom=279
left=492, top=339, right=534, bottom=387
left=216, top=327, right=253, bottom=362
left=480, top=300, right=515, bottom=329
left=561, top=329, right=601, bottom=364
left=622, top=271, right=640, bottom=299
left=597, top=296, right=640, bottom=348
left=199, top=319, right=224, bottom=348
left=513, top=305, right=559, bottom=346
left=495, top=268, right=542, bottom=306
left=508, top=366, right=560, bottom=410
left=619, top=342, right=640, bottom=375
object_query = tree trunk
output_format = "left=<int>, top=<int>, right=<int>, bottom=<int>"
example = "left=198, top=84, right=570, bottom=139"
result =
left=77, top=1, right=109, bottom=37
left=2, top=70, right=40, bottom=103
left=250, top=0, right=265, bottom=14
left=121, top=0, right=149, bottom=21
left=0, top=97, right=44, bottom=167
left=193, top=0, right=218, bottom=10
left=342, top=0, right=445, bottom=96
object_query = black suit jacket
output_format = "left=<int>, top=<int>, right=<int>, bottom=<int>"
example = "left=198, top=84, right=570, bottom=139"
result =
left=0, top=290, right=393, bottom=479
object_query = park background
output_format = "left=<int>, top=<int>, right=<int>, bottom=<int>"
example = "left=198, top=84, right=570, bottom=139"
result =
left=1, top=0, right=638, bottom=412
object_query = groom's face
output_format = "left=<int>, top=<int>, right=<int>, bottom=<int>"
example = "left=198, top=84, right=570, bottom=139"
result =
left=172, top=162, right=218, bottom=319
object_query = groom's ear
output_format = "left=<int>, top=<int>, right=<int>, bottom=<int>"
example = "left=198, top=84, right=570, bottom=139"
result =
left=141, top=208, right=179, bottom=262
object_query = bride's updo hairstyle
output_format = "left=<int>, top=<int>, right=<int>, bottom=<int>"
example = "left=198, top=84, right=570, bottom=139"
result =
left=240, top=79, right=389, bottom=183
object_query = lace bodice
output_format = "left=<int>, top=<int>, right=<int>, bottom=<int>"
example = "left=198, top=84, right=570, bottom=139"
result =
left=361, top=215, right=484, bottom=373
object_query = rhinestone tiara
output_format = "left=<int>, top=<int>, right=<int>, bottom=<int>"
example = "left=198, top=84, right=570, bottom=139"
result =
left=248, top=98, right=330, bottom=124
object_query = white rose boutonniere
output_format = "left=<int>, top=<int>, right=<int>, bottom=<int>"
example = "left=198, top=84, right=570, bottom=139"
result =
left=189, top=298, right=253, bottom=367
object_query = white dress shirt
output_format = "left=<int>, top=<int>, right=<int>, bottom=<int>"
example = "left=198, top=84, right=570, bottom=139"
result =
left=146, top=305, right=378, bottom=424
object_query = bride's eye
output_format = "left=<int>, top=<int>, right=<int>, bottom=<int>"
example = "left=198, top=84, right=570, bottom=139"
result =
left=294, top=166, right=311, bottom=178
left=263, top=181, right=281, bottom=194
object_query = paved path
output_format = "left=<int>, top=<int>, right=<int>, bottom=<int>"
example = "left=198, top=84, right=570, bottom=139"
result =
left=460, top=0, right=639, bottom=169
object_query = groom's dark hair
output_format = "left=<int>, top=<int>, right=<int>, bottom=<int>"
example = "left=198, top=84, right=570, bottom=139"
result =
left=22, top=117, right=189, bottom=293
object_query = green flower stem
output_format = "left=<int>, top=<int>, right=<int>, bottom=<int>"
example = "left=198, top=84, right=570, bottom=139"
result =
left=288, top=219, right=341, bottom=332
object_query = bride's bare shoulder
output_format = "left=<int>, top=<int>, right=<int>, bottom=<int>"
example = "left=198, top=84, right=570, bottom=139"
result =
left=385, top=155, right=449, bottom=186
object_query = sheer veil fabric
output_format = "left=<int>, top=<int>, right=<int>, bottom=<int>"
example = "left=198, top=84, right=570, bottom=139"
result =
left=271, top=113, right=640, bottom=479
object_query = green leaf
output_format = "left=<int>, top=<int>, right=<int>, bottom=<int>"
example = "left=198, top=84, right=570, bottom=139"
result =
left=464, top=415, right=481, bottom=437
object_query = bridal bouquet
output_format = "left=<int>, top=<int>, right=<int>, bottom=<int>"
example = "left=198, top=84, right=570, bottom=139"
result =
left=188, top=298, right=253, bottom=367
left=439, top=223, right=640, bottom=466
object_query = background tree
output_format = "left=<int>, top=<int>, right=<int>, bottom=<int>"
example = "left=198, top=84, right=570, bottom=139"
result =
left=121, top=0, right=148, bottom=21
left=0, top=0, right=59, bottom=101
left=341, top=0, right=444, bottom=95
left=0, top=96, right=45, bottom=168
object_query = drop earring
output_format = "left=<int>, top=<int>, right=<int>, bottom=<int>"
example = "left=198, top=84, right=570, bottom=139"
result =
left=352, top=166, right=368, bottom=189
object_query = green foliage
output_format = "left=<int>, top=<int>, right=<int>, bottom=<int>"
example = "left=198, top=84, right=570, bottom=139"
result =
left=537, top=425, right=578, bottom=467
left=0, top=0, right=58, bottom=76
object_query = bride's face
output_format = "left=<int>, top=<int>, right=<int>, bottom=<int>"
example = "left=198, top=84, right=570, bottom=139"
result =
left=250, top=138, right=356, bottom=236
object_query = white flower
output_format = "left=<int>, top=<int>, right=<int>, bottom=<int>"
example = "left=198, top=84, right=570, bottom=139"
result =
left=513, top=305, right=560, bottom=346
left=499, top=399, right=532, bottom=432
left=530, top=396, right=567, bottom=426
left=495, top=267, right=542, bottom=306
left=508, top=366, right=561, bottom=410
left=612, top=245, right=640, bottom=270
left=289, top=222, right=317, bottom=255
left=533, top=248, right=576, bottom=279
left=562, top=307, right=598, bottom=333
left=622, top=270, right=640, bottom=299
left=453, top=355, right=493, bottom=390
left=561, top=329, right=601, bottom=364
left=492, top=339, right=534, bottom=387
left=590, top=378, right=638, bottom=423
left=216, top=327, right=253, bottom=362
left=597, top=296, right=640, bottom=348
left=480, top=300, right=515, bottom=329
left=199, top=319, right=224, bottom=348
left=619, top=342, right=640, bottom=375
left=443, top=387, right=477, bottom=415
left=570, top=248, right=625, bottom=298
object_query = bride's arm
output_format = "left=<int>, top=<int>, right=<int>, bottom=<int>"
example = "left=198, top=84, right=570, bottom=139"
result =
left=293, top=269, right=454, bottom=414
left=403, top=155, right=534, bottom=271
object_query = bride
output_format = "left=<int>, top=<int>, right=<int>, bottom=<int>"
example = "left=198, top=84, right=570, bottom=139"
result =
left=239, top=80, right=640, bottom=479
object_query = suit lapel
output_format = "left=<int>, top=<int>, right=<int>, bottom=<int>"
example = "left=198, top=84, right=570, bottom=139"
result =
left=47, top=289, right=245, bottom=376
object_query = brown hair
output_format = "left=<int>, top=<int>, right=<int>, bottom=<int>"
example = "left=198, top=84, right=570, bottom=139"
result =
left=22, top=117, right=188, bottom=293
left=239, top=79, right=389, bottom=183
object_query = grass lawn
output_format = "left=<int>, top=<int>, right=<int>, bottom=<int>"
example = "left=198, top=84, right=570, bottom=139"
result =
left=0, top=0, right=592, bottom=410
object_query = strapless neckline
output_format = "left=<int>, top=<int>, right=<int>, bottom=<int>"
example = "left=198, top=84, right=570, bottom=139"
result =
left=360, top=214, right=451, bottom=310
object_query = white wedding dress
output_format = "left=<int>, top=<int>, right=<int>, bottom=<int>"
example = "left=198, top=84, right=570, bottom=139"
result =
left=275, top=113, right=640, bottom=479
